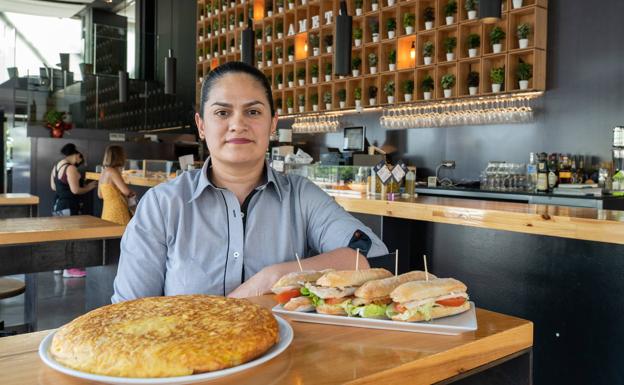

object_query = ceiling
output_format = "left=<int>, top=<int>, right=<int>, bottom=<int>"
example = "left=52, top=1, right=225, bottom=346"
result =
left=0, top=0, right=128, bottom=19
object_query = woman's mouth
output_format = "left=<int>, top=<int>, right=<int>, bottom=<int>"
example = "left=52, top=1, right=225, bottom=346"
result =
left=226, top=138, right=253, bottom=144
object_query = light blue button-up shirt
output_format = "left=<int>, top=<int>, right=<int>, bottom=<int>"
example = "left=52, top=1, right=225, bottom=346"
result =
left=112, top=159, right=388, bottom=302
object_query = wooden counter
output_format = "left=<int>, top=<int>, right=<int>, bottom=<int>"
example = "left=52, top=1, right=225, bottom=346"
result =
left=86, top=171, right=167, bottom=188
left=0, top=193, right=39, bottom=218
left=0, top=193, right=39, bottom=206
left=0, top=295, right=533, bottom=385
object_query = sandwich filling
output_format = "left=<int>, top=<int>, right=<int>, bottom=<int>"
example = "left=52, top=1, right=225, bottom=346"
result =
left=388, top=292, right=469, bottom=321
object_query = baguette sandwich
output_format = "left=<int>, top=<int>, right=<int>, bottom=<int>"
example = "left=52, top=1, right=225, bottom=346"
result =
left=272, top=270, right=333, bottom=311
left=388, top=278, right=470, bottom=322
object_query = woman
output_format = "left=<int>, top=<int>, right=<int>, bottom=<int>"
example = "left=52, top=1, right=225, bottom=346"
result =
left=112, top=62, right=388, bottom=303
left=98, top=145, right=135, bottom=226
left=50, top=143, right=98, bottom=278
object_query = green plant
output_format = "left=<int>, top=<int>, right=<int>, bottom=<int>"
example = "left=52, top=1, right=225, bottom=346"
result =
left=422, top=75, right=434, bottom=92
left=324, top=34, right=333, bottom=47
left=489, top=26, right=506, bottom=44
left=265, top=24, right=272, bottom=37
left=277, top=0, right=284, bottom=7
left=311, top=93, right=319, bottom=105
left=229, top=14, right=235, bottom=26
left=353, top=27, right=363, bottom=40
left=325, top=62, right=332, bottom=75
left=287, top=96, right=294, bottom=108
left=352, top=56, right=362, bottom=70
left=517, top=23, right=531, bottom=39
left=206, top=1, right=212, bottom=13
left=516, top=59, right=533, bottom=81
left=368, top=53, right=378, bottom=67
left=212, top=42, right=218, bottom=53
left=370, top=20, right=379, bottom=34
left=256, top=51, right=263, bottom=61
left=276, top=20, right=283, bottom=34
left=444, top=0, right=457, bottom=17
left=490, top=66, right=505, bottom=84
left=387, top=18, right=396, bottom=32
left=198, top=47, right=203, bottom=56
left=388, top=49, right=397, bottom=64
left=238, top=13, right=244, bottom=23
left=213, top=20, right=219, bottom=31
left=403, top=13, right=415, bottom=28
left=384, top=80, right=395, bottom=96
left=206, top=24, right=211, bottom=34
left=276, top=46, right=283, bottom=57
left=311, top=64, right=319, bottom=77
left=255, top=28, right=262, bottom=40
left=467, top=71, right=480, bottom=87
left=337, top=89, right=347, bottom=102
left=297, top=67, right=306, bottom=79
left=465, top=0, right=478, bottom=11
left=323, top=91, right=332, bottom=104
left=221, top=40, right=226, bottom=50
left=441, top=73, right=456, bottom=89
left=287, top=45, right=295, bottom=56
left=467, top=34, right=480, bottom=49
left=371, top=0, right=378, bottom=4
left=265, top=49, right=272, bottom=60
left=444, top=36, right=457, bottom=53
left=423, top=7, right=435, bottom=22
left=355, top=0, right=363, bottom=9
left=276, top=72, right=283, bottom=83
left=276, top=97, right=282, bottom=108
left=298, top=94, right=305, bottom=106
left=423, top=41, right=434, bottom=57
left=402, top=79, right=414, bottom=94
left=309, top=33, right=320, bottom=48
left=368, top=85, right=378, bottom=99
left=287, top=71, right=294, bottom=81
left=354, top=87, right=362, bottom=100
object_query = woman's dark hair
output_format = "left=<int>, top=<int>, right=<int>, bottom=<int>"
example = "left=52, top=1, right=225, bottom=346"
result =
left=60, top=143, right=79, bottom=156
left=199, top=61, right=275, bottom=118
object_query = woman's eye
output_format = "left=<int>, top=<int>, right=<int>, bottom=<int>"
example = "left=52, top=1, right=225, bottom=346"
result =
left=215, top=110, right=229, bottom=117
left=247, top=109, right=261, bottom=116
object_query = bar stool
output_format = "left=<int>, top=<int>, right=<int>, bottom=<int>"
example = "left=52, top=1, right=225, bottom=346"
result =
left=0, top=277, right=27, bottom=337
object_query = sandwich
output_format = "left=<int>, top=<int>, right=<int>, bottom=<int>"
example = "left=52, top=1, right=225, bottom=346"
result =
left=301, top=268, right=393, bottom=315
left=347, top=271, right=437, bottom=319
left=271, top=270, right=332, bottom=311
left=388, top=278, right=470, bottom=322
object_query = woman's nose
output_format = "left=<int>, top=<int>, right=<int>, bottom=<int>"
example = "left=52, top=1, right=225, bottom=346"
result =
left=228, top=111, right=247, bottom=131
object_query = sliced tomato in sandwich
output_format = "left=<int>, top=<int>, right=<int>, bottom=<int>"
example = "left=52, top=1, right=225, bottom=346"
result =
left=435, top=297, right=467, bottom=307
left=275, top=289, right=302, bottom=305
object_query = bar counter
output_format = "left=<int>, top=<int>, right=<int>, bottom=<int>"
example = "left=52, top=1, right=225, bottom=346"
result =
left=0, top=295, right=533, bottom=385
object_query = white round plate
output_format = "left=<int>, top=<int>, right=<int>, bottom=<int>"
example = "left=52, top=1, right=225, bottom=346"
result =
left=39, top=316, right=293, bottom=385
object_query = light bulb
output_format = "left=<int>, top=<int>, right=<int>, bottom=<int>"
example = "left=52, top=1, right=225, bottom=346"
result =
left=304, top=41, right=308, bottom=52
left=410, top=41, right=416, bottom=60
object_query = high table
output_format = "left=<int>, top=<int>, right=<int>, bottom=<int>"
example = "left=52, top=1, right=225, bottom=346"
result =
left=0, top=194, right=38, bottom=218
left=0, top=295, right=533, bottom=385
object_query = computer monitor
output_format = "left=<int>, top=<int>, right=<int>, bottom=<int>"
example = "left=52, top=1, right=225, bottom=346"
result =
left=342, top=126, right=366, bottom=152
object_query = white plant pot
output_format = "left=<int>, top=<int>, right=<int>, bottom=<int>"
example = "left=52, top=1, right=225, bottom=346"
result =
left=299, top=106, right=305, bottom=112
left=277, top=108, right=283, bottom=115
left=388, top=30, right=395, bottom=39
left=387, top=95, right=394, bottom=103
left=356, top=8, right=362, bottom=16
left=268, top=11, right=273, bottom=16
left=355, top=39, right=362, bottom=47
left=468, top=48, right=478, bottom=58
left=230, top=2, right=235, bottom=7
left=288, top=107, right=294, bottom=113
left=229, top=25, right=234, bottom=31
left=352, top=69, right=360, bottom=76
left=278, top=58, right=283, bottom=64
left=199, top=36, right=203, bottom=41
left=468, top=10, right=477, bottom=20
left=257, top=39, right=262, bottom=45
left=339, top=75, right=345, bottom=79
left=288, top=55, right=294, bottom=61
left=424, top=91, right=432, bottom=100
left=405, top=26, right=414, bottom=34
left=267, top=36, right=272, bottom=42
left=222, top=49, right=227, bottom=55
left=469, top=86, right=478, bottom=95
left=198, top=56, right=203, bottom=61
left=519, top=39, right=529, bottom=49
left=446, top=16, right=454, bottom=25
left=492, top=43, right=502, bottom=53
left=301, top=0, right=306, bottom=4
left=492, top=83, right=502, bottom=93
left=404, top=94, right=412, bottom=102
left=388, top=0, right=395, bottom=5
left=369, top=98, right=376, bottom=105
left=425, top=21, right=433, bottom=30
left=446, top=52, right=455, bottom=61
left=298, top=79, right=305, bottom=86
left=222, top=5, right=227, bottom=11
left=325, top=103, right=332, bottom=110
left=278, top=84, right=283, bottom=90
left=201, top=15, right=204, bottom=20
left=372, top=4, right=378, bottom=11
left=230, top=47, right=236, bottom=53
left=312, top=77, right=318, bottom=84
left=278, top=33, right=283, bottom=39
left=444, top=89, right=452, bottom=98
left=519, top=80, right=529, bottom=90
left=326, top=46, right=333, bottom=53
left=424, top=56, right=432, bottom=65
left=372, top=34, right=379, bottom=42
left=288, top=81, right=294, bottom=87
left=325, top=75, right=331, bottom=81
left=288, top=3, right=294, bottom=9
left=279, top=6, right=284, bottom=13
left=257, top=62, right=263, bottom=68
left=370, top=67, right=377, bottom=74
left=339, top=101, right=346, bottom=108
left=389, top=63, right=396, bottom=71
left=513, top=0, right=523, bottom=9
left=221, top=28, right=226, bottom=34
left=355, top=100, right=362, bottom=108
left=206, top=53, right=211, bottom=59
left=267, top=60, right=272, bottom=66
left=312, top=105, right=318, bottom=111
left=313, top=47, right=320, bottom=56
left=239, top=22, right=244, bottom=27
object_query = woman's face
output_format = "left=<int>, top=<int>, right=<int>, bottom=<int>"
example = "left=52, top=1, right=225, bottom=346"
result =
left=195, top=72, right=277, bottom=169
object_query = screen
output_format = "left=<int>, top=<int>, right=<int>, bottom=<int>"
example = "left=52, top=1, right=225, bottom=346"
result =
left=343, top=126, right=365, bottom=152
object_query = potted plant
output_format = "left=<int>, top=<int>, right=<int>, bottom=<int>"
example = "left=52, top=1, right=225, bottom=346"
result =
left=287, top=45, right=295, bottom=61
left=387, top=0, right=395, bottom=6
left=288, top=0, right=295, bottom=10
left=517, top=59, right=532, bottom=90
left=198, top=27, right=204, bottom=41
left=276, top=97, right=283, bottom=114
left=489, top=26, right=505, bottom=53
left=423, top=41, right=434, bottom=65
left=297, top=67, right=306, bottom=86
left=422, top=74, right=434, bottom=99
left=221, top=16, right=227, bottom=33
left=467, top=33, right=480, bottom=57
left=287, top=96, right=294, bottom=114
left=238, top=13, right=244, bottom=28
left=441, top=73, right=455, bottom=98
left=371, top=0, right=379, bottom=11
left=298, top=94, right=305, bottom=112
left=513, top=0, right=523, bottom=9
left=354, top=87, right=362, bottom=108
left=206, top=24, right=212, bottom=38
left=255, top=28, right=263, bottom=45
left=353, top=27, right=363, bottom=47
left=490, top=66, right=505, bottom=92
left=265, top=25, right=273, bottom=42
left=213, top=20, right=220, bottom=35
left=310, top=33, right=320, bottom=56
left=384, top=80, right=395, bottom=103
left=311, top=64, right=319, bottom=84
left=444, top=0, right=457, bottom=25
left=266, top=0, right=273, bottom=16
left=467, top=71, right=479, bottom=95
left=323, top=91, right=332, bottom=110
left=423, top=7, right=435, bottom=30
left=465, top=0, right=478, bottom=20
left=265, top=49, right=273, bottom=66
left=370, top=20, right=380, bottom=42
left=287, top=71, right=294, bottom=87
left=206, top=1, right=212, bottom=16
left=311, top=93, right=319, bottom=111
left=403, top=13, right=415, bottom=34
left=229, top=15, right=235, bottom=30
left=276, top=20, right=284, bottom=39
left=212, top=42, right=218, bottom=57
left=276, top=72, right=284, bottom=89
left=277, top=0, right=284, bottom=13
left=337, top=89, right=347, bottom=108
left=444, top=36, right=457, bottom=61
left=324, top=34, right=333, bottom=53
left=256, top=51, right=263, bottom=68
left=230, top=38, right=236, bottom=53
left=221, top=40, right=227, bottom=55
left=368, top=53, right=378, bottom=74
left=355, top=0, right=363, bottom=15
left=386, top=18, right=396, bottom=39
left=388, top=49, right=397, bottom=71
left=402, top=79, right=414, bottom=101
left=517, top=23, right=530, bottom=49
left=325, top=62, right=332, bottom=81
left=368, top=85, right=378, bottom=106
left=276, top=46, right=283, bottom=64
left=221, top=0, right=227, bottom=12
left=352, top=56, right=362, bottom=76
left=198, top=47, right=203, bottom=61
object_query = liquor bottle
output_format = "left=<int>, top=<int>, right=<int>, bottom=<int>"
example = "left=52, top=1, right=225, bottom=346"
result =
left=547, top=153, right=558, bottom=190
left=536, top=153, right=549, bottom=193
left=570, top=156, right=578, bottom=184
left=526, top=152, right=538, bottom=192
left=558, top=153, right=572, bottom=184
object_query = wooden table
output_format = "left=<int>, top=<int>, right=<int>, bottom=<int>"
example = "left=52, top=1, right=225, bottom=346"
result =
left=0, top=193, right=38, bottom=218
left=86, top=171, right=168, bottom=188
left=0, top=295, right=533, bottom=385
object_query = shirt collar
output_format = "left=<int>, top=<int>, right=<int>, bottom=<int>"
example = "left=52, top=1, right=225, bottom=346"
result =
left=189, top=157, right=283, bottom=203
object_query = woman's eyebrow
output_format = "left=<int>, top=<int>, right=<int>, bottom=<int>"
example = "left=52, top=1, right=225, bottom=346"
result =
left=211, top=100, right=265, bottom=108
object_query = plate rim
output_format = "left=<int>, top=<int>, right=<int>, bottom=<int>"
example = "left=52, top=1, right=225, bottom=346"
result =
left=38, top=316, right=293, bottom=384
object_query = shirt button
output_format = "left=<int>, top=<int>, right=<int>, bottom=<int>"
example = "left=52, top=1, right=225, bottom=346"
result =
left=233, top=251, right=240, bottom=259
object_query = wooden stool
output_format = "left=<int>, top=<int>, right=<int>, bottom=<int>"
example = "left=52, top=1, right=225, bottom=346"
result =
left=0, top=277, right=26, bottom=337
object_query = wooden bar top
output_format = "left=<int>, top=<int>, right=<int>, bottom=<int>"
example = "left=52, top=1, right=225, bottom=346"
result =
left=0, top=215, right=125, bottom=246
left=86, top=171, right=166, bottom=188
left=335, top=195, right=624, bottom=245
left=0, top=295, right=532, bottom=385
left=0, top=193, right=39, bottom=206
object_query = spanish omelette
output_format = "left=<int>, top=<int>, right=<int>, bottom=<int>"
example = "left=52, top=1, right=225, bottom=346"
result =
left=49, top=295, right=279, bottom=378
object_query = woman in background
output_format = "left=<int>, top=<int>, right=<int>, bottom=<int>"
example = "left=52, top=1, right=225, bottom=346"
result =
left=98, top=145, right=135, bottom=226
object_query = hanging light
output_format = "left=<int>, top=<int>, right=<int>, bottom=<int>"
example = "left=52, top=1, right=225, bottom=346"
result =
left=304, top=40, right=308, bottom=52
left=241, top=19, right=255, bottom=66
left=410, top=41, right=416, bottom=60
left=479, top=0, right=502, bottom=24
left=334, top=0, right=352, bottom=75
left=119, top=70, right=128, bottom=102
left=164, top=49, right=176, bottom=94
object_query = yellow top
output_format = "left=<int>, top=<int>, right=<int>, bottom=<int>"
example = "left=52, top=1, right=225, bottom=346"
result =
left=100, top=184, right=131, bottom=225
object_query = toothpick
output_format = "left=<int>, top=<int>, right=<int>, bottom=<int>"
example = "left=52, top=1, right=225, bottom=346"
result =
left=295, top=253, right=303, bottom=272
left=423, top=254, right=429, bottom=281
left=395, top=249, right=399, bottom=276
left=355, top=248, right=360, bottom=271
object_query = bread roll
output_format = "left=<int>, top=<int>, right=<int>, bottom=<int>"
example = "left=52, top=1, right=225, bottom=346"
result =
left=354, top=271, right=436, bottom=299
left=391, top=301, right=470, bottom=322
left=283, top=296, right=314, bottom=312
left=390, top=278, right=467, bottom=303
left=271, top=270, right=330, bottom=293
left=316, top=268, right=393, bottom=288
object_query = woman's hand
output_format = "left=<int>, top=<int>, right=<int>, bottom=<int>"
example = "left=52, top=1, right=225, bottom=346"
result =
left=86, top=180, right=98, bottom=191
left=227, top=265, right=284, bottom=298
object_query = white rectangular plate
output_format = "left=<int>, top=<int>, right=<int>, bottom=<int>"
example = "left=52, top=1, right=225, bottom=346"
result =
left=272, top=301, right=477, bottom=335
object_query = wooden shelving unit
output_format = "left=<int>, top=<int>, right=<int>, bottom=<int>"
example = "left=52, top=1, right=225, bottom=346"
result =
left=196, top=0, right=547, bottom=115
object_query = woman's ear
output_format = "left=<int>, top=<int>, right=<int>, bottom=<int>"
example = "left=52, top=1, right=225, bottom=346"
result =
left=194, top=113, right=205, bottom=140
